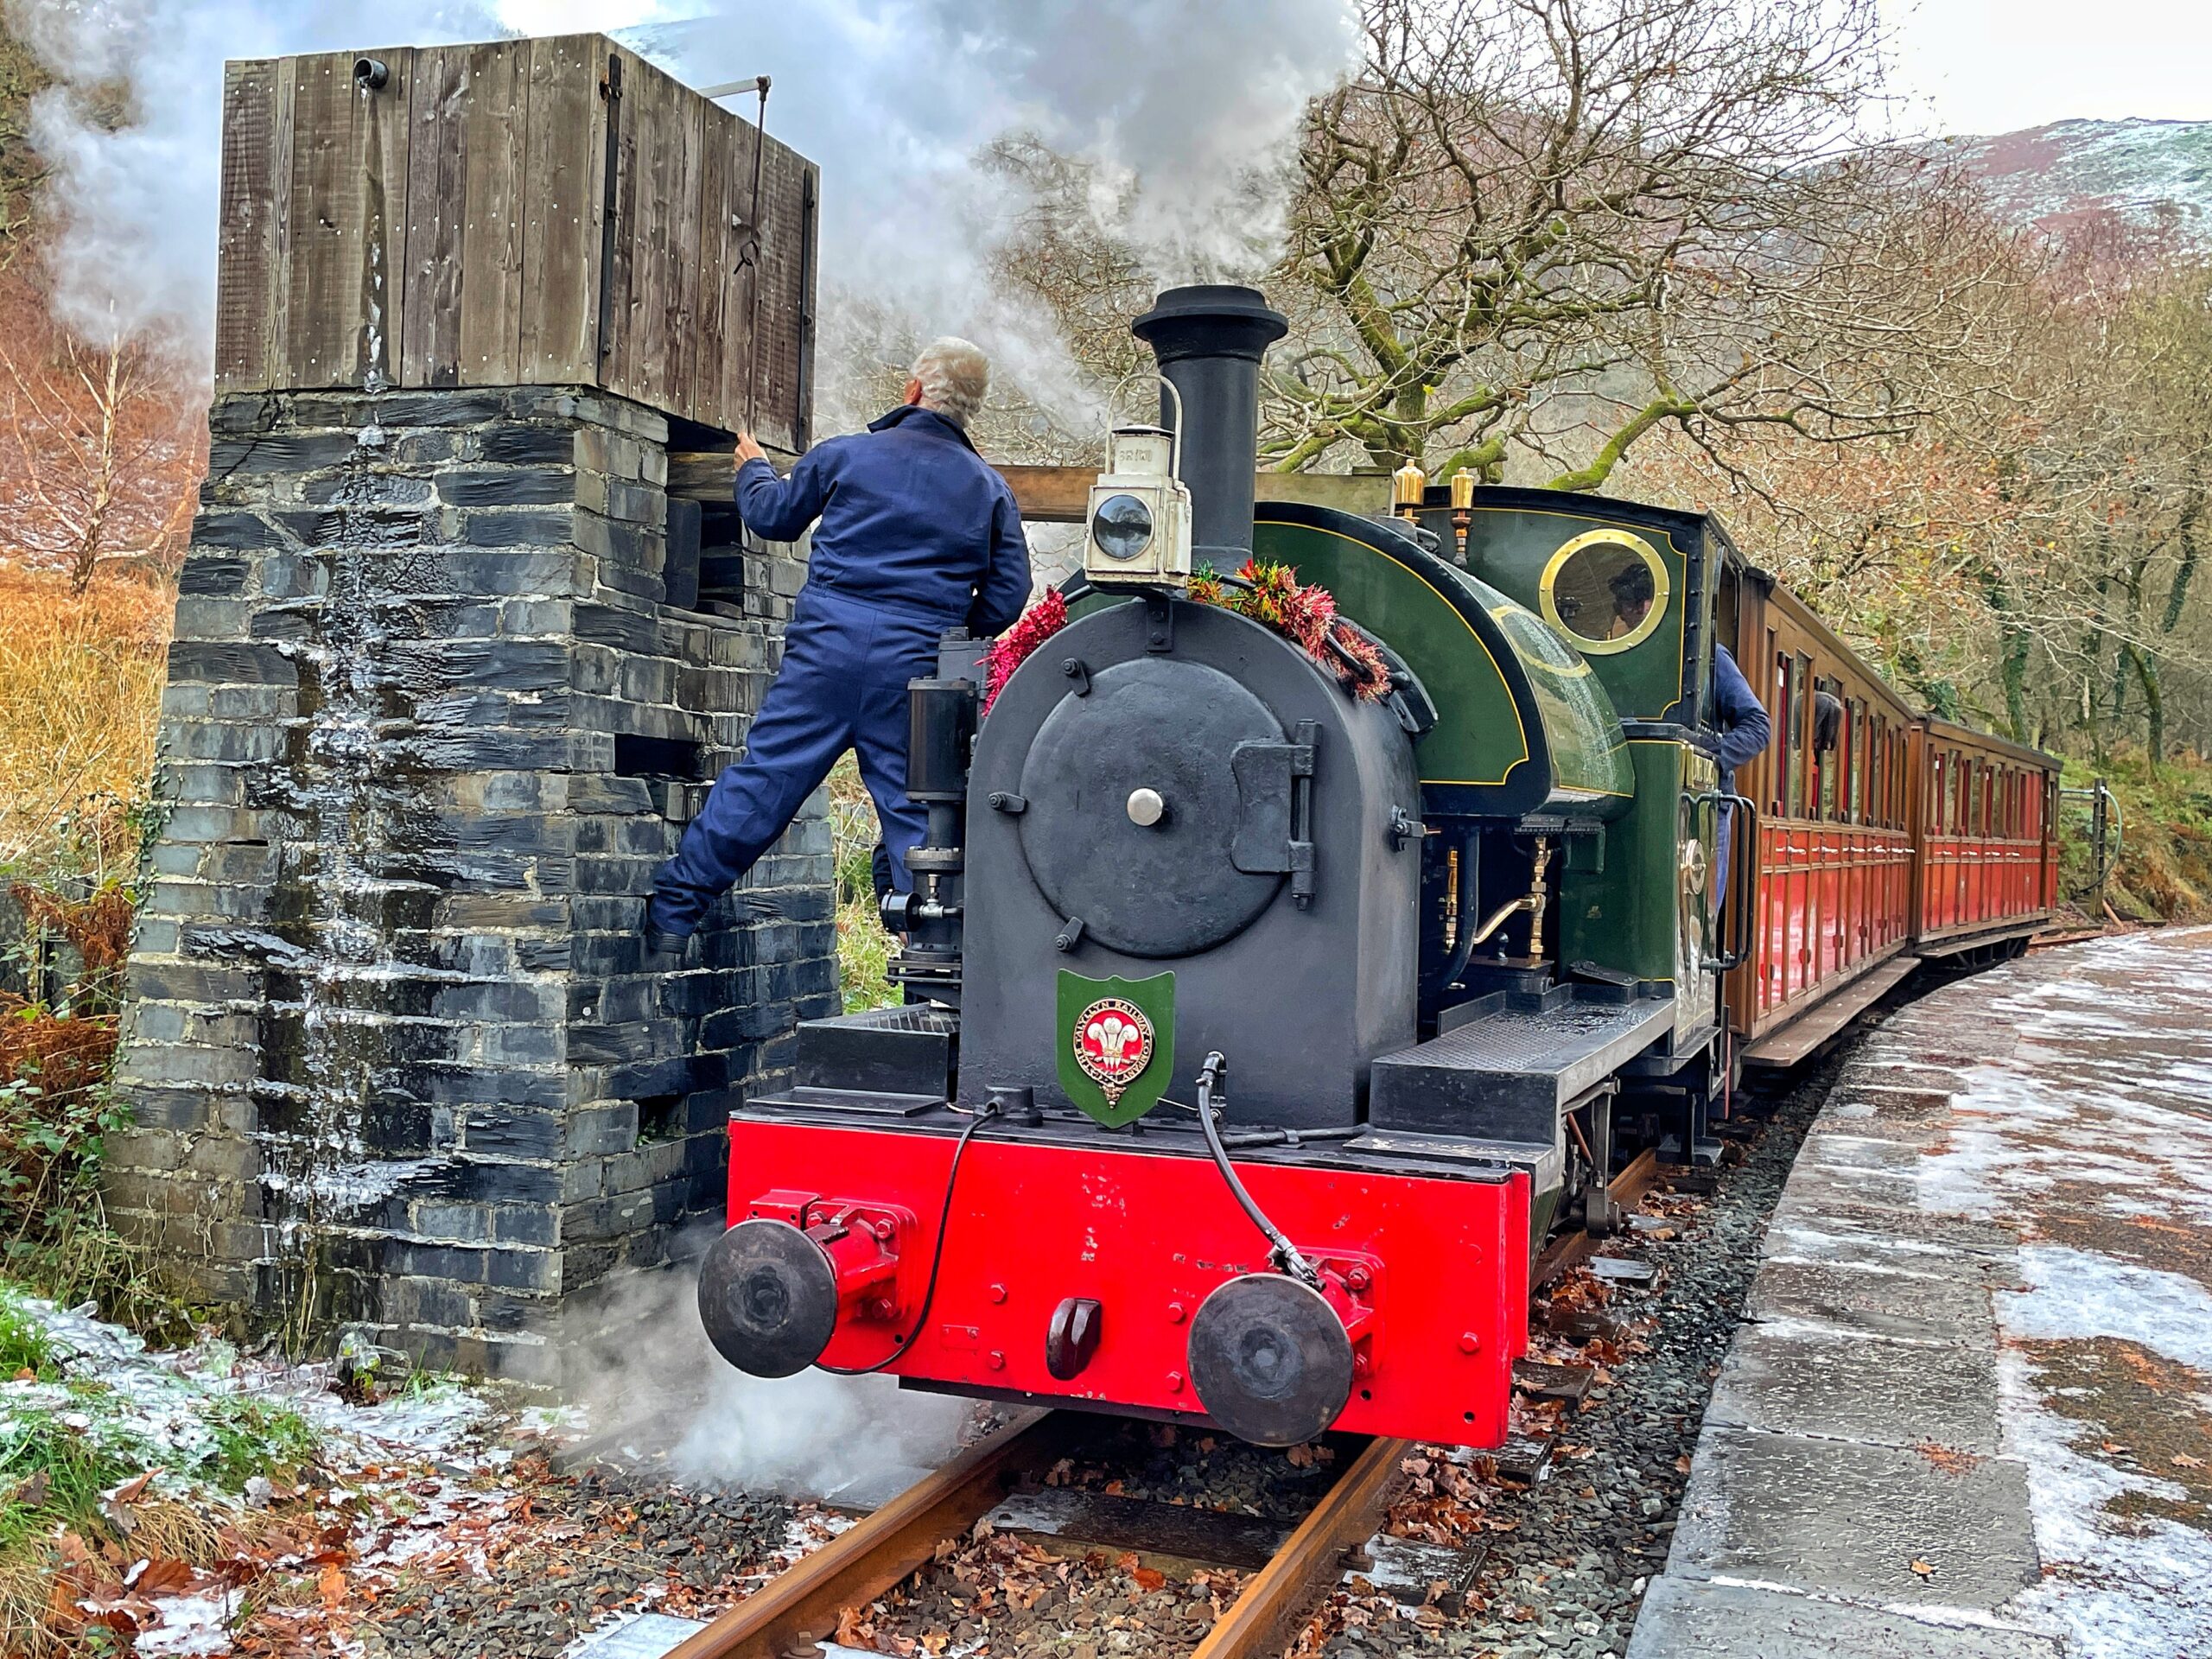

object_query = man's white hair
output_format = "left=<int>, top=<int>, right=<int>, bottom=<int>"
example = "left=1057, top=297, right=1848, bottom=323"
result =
left=911, top=337, right=989, bottom=429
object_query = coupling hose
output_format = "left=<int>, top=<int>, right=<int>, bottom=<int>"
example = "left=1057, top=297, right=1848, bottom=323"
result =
left=1195, top=1052, right=1322, bottom=1290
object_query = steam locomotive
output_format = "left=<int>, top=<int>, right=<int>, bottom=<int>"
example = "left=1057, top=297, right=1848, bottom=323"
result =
left=691, top=283, right=2042, bottom=1450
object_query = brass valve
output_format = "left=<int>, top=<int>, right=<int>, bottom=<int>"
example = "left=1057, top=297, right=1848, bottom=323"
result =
left=1392, top=459, right=1427, bottom=524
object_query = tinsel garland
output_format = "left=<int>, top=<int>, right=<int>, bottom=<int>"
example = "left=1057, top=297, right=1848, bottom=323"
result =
left=981, top=587, right=1069, bottom=712
left=1191, top=560, right=1393, bottom=702
left=980, top=562, right=1391, bottom=713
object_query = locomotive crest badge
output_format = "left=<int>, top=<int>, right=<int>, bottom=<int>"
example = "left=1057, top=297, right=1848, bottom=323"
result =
left=1056, top=971, right=1175, bottom=1128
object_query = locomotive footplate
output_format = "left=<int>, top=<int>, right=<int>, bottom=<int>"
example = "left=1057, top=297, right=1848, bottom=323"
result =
left=1368, top=990, right=1678, bottom=1142
left=718, top=1100, right=1533, bottom=1446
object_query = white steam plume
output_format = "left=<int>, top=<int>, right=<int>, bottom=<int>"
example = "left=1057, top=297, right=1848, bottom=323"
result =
left=8, top=0, right=503, bottom=346
left=647, top=0, right=1359, bottom=304
left=562, top=1235, right=972, bottom=1498
left=16, top=0, right=1357, bottom=426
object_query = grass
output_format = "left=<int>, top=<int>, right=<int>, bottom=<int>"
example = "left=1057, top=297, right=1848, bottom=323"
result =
left=0, top=568, right=191, bottom=1338
left=0, top=1291, right=54, bottom=1380
left=198, top=1394, right=321, bottom=1491
left=0, top=991, right=190, bottom=1339
left=0, top=1283, right=321, bottom=1655
left=0, top=570, right=171, bottom=886
left=2059, top=746, right=2212, bottom=924
left=827, top=754, right=899, bottom=1012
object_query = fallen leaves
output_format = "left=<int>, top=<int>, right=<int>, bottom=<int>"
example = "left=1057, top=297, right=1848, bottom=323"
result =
left=127, top=1558, right=196, bottom=1599
left=1914, top=1441, right=1983, bottom=1477
left=1117, top=1552, right=1167, bottom=1592
left=42, top=1529, right=233, bottom=1644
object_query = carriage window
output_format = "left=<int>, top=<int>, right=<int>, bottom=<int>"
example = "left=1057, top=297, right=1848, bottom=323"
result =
left=1540, top=531, right=1669, bottom=653
left=1779, top=653, right=1802, bottom=817
left=1813, top=674, right=1843, bottom=820
left=1872, top=717, right=1889, bottom=826
left=1846, top=699, right=1866, bottom=823
left=1866, top=718, right=1879, bottom=824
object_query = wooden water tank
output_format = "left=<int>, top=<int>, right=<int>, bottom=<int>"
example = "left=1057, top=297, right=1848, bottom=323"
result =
left=214, top=34, right=817, bottom=449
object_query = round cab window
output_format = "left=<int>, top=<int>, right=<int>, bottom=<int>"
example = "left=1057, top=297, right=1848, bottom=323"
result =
left=1540, top=531, right=1669, bottom=654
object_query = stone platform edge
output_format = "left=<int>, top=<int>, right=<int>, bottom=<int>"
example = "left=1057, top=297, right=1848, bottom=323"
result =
left=1624, top=991, right=2063, bottom=1659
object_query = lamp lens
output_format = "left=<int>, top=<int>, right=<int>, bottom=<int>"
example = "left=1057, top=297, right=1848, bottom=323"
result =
left=1091, top=493, right=1154, bottom=562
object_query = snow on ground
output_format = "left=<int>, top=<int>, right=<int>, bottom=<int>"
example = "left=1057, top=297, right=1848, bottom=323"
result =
left=2001, top=1244, right=2212, bottom=1373
left=0, top=1284, right=505, bottom=1653
left=1994, top=1344, right=2212, bottom=1659
left=1907, top=928, right=2212, bottom=1658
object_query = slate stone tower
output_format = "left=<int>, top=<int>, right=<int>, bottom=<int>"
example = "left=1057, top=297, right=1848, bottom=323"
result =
left=107, top=35, right=833, bottom=1379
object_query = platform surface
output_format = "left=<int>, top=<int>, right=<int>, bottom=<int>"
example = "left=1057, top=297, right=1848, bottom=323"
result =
left=1630, top=926, right=2212, bottom=1659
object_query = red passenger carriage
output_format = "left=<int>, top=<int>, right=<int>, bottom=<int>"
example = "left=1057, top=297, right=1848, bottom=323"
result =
left=1719, top=570, right=2061, bottom=1066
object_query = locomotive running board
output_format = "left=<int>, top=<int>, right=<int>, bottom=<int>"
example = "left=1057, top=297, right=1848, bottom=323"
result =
left=1365, top=993, right=1676, bottom=1142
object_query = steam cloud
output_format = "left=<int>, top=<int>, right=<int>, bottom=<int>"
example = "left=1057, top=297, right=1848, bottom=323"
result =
left=12, top=0, right=1359, bottom=426
left=563, top=1231, right=972, bottom=1498
left=9, top=0, right=500, bottom=346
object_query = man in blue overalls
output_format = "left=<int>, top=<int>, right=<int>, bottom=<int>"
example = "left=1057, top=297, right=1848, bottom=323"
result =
left=645, top=338, right=1032, bottom=954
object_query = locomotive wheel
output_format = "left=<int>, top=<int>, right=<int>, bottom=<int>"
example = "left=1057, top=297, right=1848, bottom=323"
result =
left=697, top=1219, right=840, bottom=1378
left=1187, top=1273, right=1355, bottom=1446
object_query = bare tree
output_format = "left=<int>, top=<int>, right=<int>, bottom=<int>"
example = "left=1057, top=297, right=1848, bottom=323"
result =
left=0, top=272, right=202, bottom=590
left=1267, top=0, right=2019, bottom=489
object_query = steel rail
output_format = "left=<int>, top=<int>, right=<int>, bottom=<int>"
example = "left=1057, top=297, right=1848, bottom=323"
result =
left=1188, top=1433, right=1412, bottom=1659
left=663, top=1410, right=1072, bottom=1659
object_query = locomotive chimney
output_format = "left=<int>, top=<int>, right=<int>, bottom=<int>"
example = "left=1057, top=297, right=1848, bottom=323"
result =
left=1131, top=284, right=1288, bottom=560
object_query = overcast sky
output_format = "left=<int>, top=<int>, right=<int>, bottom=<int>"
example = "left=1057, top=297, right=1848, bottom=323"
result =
left=1878, top=1, right=2208, bottom=133
left=494, top=2, right=2212, bottom=140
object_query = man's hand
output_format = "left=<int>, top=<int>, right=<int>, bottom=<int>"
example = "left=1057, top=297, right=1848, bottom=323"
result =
left=733, top=431, right=766, bottom=469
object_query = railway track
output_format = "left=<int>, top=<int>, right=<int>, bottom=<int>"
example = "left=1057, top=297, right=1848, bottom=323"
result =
left=662, top=1413, right=1410, bottom=1659
left=1532, top=1147, right=1665, bottom=1286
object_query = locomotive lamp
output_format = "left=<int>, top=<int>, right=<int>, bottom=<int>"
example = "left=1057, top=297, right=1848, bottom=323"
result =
left=1084, top=423, right=1193, bottom=589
